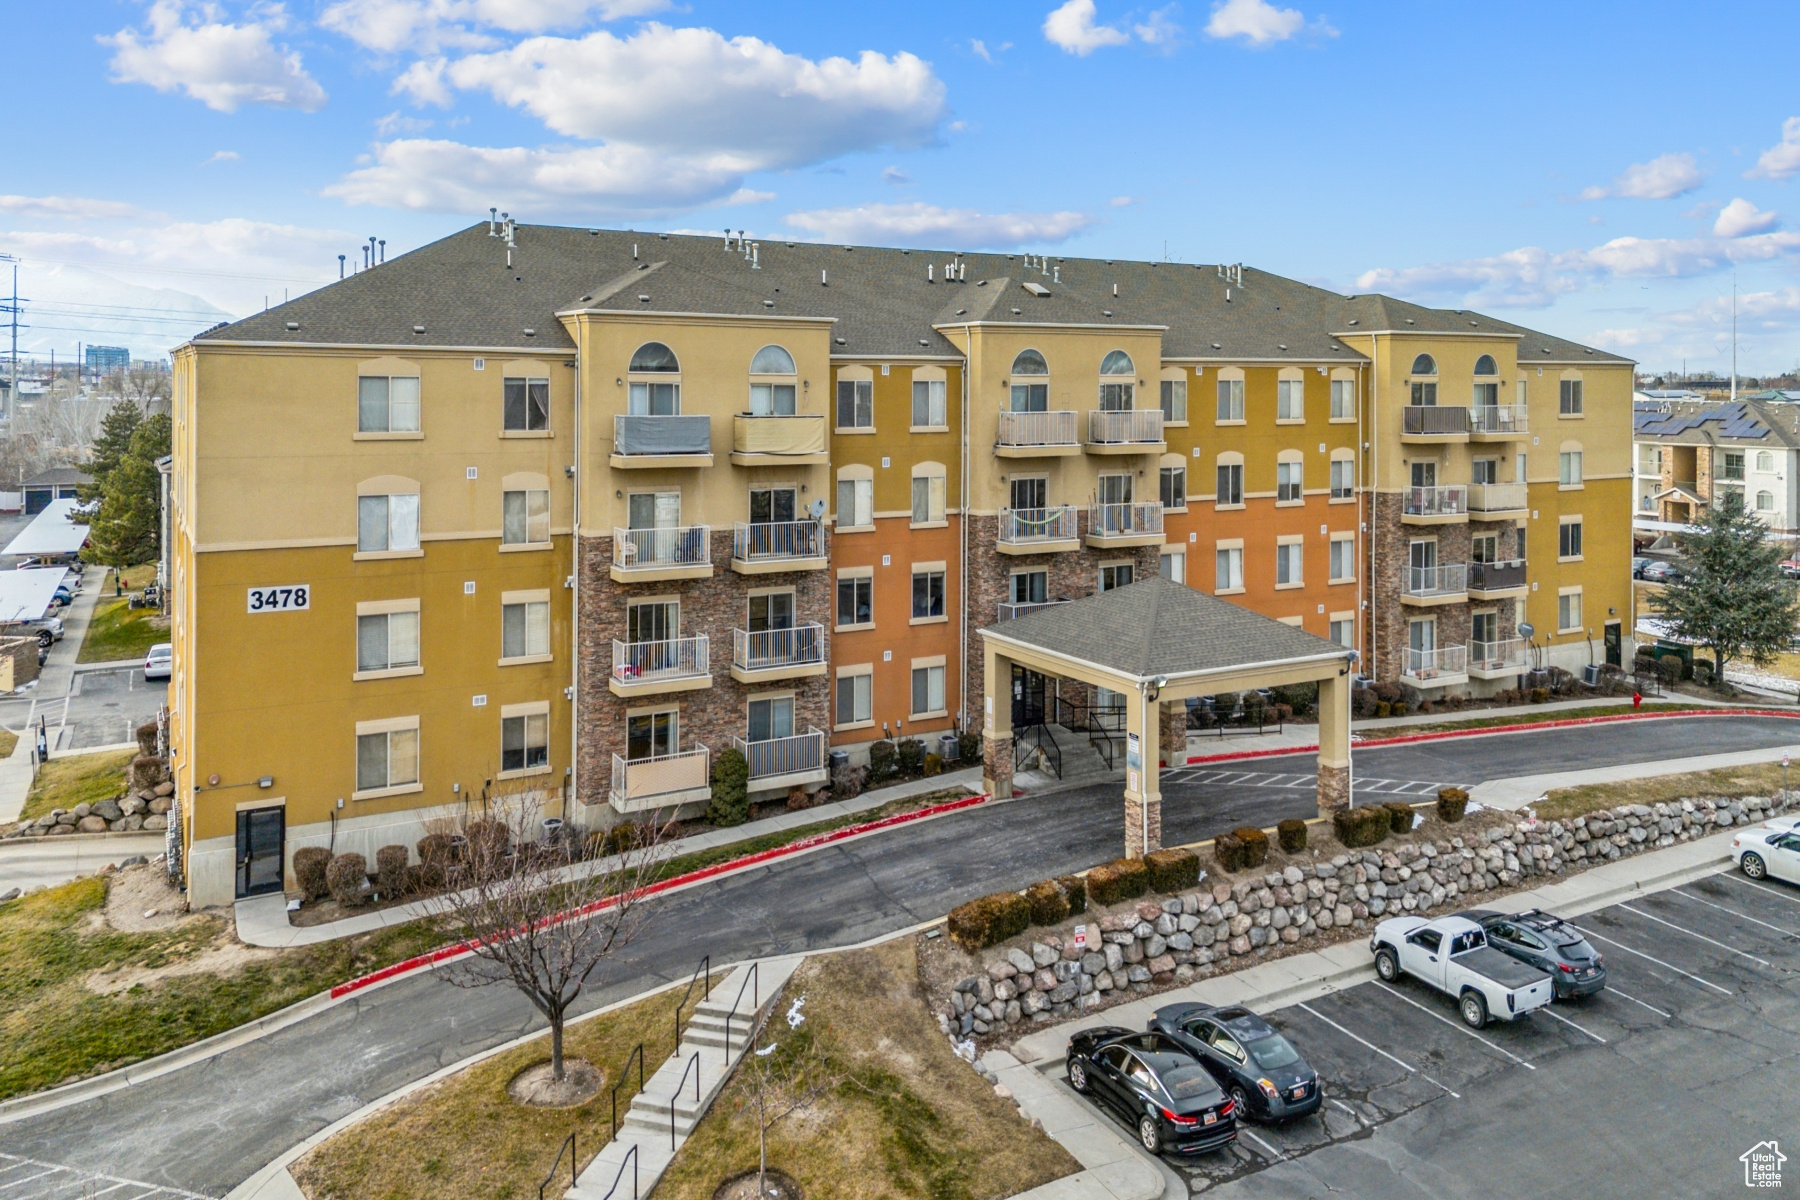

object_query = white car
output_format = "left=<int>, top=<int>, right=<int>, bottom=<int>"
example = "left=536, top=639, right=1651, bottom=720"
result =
left=1733, top=826, right=1800, bottom=883
left=143, top=643, right=173, bottom=680
left=1370, top=915, right=1555, bottom=1027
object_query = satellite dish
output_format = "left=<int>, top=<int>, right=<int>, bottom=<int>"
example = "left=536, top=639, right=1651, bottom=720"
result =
left=808, top=498, right=827, bottom=521
left=1518, top=623, right=1535, bottom=639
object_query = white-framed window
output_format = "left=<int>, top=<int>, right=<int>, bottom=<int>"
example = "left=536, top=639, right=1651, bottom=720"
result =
left=747, top=694, right=795, bottom=743
left=910, top=662, right=947, bottom=717
left=1160, top=466, right=1186, bottom=510
left=836, top=379, right=873, bottom=428
left=625, top=598, right=677, bottom=645
left=1558, top=589, right=1583, bottom=633
left=358, top=493, right=419, bottom=552
left=626, top=708, right=678, bottom=761
left=1277, top=379, right=1304, bottom=422
left=1758, top=490, right=1776, bottom=511
left=1010, top=349, right=1049, bottom=412
left=1159, top=550, right=1185, bottom=584
left=1098, top=350, right=1134, bottom=412
left=1160, top=379, right=1188, bottom=423
left=1330, top=458, right=1355, bottom=499
left=501, top=709, right=549, bottom=773
left=357, top=609, right=419, bottom=673
left=503, top=377, right=549, bottom=431
left=1330, top=378, right=1355, bottom=420
left=1329, top=616, right=1355, bottom=648
left=1216, top=377, right=1245, bottom=422
left=1277, top=461, right=1303, bottom=503
left=1559, top=450, right=1583, bottom=487
left=836, top=669, right=873, bottom=727
left=1099, top=562, right=1133, bottom=592
left=356, top=720, right=420, bottom=793
left=1215, top=546, right=1244, bottom=592
left=1722, top=450, right=1745, bottom=481
left=1472, top=457, right=1498, bottom=485
left=911, top=379, right=947, bottom=428
left=1010, top=569, right=1048, bottom=603
left=749, top=380, right=797, bottom=415
left=1756, top=450, right=1775, bottom=473
left=911, top=568, right=945, bottom=619
left=1216, top=462, right=1244, bottom=506
left=836, top=573, right=872, bottom=628
left=911, top=469, right=947, bottom=524
left=502, top=599, right=551, bottom=659
left=837, top=477, right=873, bottom=529
left=1329, top=536, right=1355, bottom=582
left=628, top=342, right=679, bottom=414
left=359, top=375, right=421, bottom=433
left=1559, top=518, right=1583, bottom=559
left=1559, top=378, right=1584, bottom=416
left=502, top=489, right=550, bottom=546
left=1276, top=541, right=1303, bottom=587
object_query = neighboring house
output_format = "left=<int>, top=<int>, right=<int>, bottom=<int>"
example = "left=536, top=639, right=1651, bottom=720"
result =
left=1632, top=396, right=1800, bottom=540
left=21, top=467, right=91, bottom=515
left=166, top=224, right=1635, bottom=908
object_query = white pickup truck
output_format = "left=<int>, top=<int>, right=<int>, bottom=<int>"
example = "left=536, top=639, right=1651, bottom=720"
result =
left=1370, top=915, right=1554, bottom=1028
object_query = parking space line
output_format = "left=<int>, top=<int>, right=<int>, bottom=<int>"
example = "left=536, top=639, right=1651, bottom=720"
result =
left=1672, top=888, right=1800, bottom=940
left=1327, top=1097, right=1366, bottom=1125
left=1721, top=873, right=1800, bottom=909
left=1604, top=985, right=1672, bottom=1020
left=1617, top=903, right=1772, bottom=967
left=0, top=1170, right=58, bottom=1192
left=1537, top=1007, right=1607, bottom=1043
left=1237, top=1127, right=1286, bottom=1161
left=1293, top=1001, right=1461, bottom=1098
left=1571, top=926, right=1733, bottom=995
left=1369, top=982, right=1535, bottom=1069
left=0, top=1157, right=211, bottom=1200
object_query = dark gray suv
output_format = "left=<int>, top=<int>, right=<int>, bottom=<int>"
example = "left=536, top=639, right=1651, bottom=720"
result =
left=1458, top=909, right=1606, bottom=999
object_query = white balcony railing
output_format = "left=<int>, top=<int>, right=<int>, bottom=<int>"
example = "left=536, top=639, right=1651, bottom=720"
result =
left=612, top=635, right=709, bottom=686
left=1403, top=406, right=1470, bottom=436
left=732, top=520, right=823, bottom=563
left=1468, top=482, right=1528, bottom=514
left=732, top=624, right=825, bottom=672
left=733, top=727, right=827, bottom=782
left=1403, top=485, right=1467, bottom=518
left=611, top=744, right=709, bottom=808
left=1088, top=502, right=1164, bottom=537
left=1087, top=409, right=1164, bottom=445
left=613, top=525, right=711, bottom=570
left=1403, top=645, right=1468, bottom=680
left=996, top=410, right=1079, bottom=449
left=997, top=506, right=1079, bottom=546
left=1404, top=563, right=1467, bottom=598
left=997, top=599, right=1070, bottom=622
left=1470, top=404, right=1528, bottom=435
left=1470, top=638, right=1528, bottom=673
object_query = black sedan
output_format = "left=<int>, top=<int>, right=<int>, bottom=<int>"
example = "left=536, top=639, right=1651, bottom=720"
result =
left=1066, top=1028, right=1237, bottom=1156
left=1459, top=909, right=1606, bottom=998
left=1147, top=1003, right=1321, bottom=1121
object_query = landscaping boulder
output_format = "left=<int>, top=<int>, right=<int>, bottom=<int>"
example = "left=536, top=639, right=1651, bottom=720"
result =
left=76, top=815, right=107, bottom=833
left=93, top=799, right=124, bottom=823
left=143, top=815, right=167, bottom=831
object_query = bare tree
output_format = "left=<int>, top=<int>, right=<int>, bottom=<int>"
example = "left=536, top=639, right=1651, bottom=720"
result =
left=738, top=1000, right=859, bottom=1199
left=426, top=791, right=671, bottom=1083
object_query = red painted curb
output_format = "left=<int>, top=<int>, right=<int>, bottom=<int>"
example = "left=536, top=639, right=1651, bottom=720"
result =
left=327, top=791, right=992, bottom=1000
left=1184, top=743, right=1318, bottom=766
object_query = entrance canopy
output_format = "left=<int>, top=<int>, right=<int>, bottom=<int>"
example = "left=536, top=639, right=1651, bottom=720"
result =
left=978, top=577, right=1356, bottom=858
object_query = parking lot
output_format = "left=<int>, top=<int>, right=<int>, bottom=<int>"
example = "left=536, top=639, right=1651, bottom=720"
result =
left=0, top=664, right=166, bottom=751
left=1064, top=868, right=1800, bottom=1197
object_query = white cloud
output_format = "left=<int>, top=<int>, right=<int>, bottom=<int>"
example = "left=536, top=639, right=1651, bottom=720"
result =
left=1134, top=5, right=1183, bottom=46
left=1203, top=0, right=1306, bottom=44
left=1577, top=152, right=1704, bottom=201
left=1108, top=195, right=1137, bottom=207
left=375, top=110, right=433, bottom=135
left=882, top=166, right=911, bottom=185
left=1715, top=198, right=1780, bottom=238
left=102, top=0, right=326, bottom=113
left=0, top=195, right=141, bottom=220
left=970, top=38, right=994, bottom=62
left=318, top=0, right=671, bottom=54
left=392, top=56, right=454, bottom=105
left=1747, top=117, right=1800, bottom=181
left=1043, top=0, right=1131, bottom=55
left=204, top=150, right=240, bottom=165
left=782, top=202, right=1095, bottom=248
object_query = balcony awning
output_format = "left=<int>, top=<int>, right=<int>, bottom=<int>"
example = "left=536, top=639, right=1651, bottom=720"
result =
left=615, top=414, right=711, bottom=456
left=734, top=414, right=824, bottom=456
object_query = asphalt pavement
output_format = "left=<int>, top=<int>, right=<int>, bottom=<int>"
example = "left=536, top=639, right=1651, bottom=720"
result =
left=2, top=712, right=1798, bottom=1197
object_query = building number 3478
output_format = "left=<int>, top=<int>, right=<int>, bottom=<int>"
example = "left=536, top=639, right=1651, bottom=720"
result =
left=247, top=585, right=310, bottom=613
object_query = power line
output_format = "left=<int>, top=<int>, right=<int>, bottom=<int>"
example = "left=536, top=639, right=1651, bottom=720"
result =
left=4, top=254, right=331, bottom=286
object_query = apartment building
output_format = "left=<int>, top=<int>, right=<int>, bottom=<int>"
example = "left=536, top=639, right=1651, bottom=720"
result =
left=168, top=224, right=1632, bottom=906
left=1633, top=396, right=1800, bottom=540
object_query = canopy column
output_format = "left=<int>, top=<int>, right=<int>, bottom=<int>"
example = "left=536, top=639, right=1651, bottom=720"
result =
left=982, top=639, right=1015, bottom=800
left=1316, top=670, right=1352, bottom=817
left=1124, top=687, right=1161, bottom=858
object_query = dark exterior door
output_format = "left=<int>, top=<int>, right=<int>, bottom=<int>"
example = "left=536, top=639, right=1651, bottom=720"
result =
left=1012, top=665, right=1047, bottom=728
left=1604, top=621, right=1622, bottom=667
left=235, top=807, right=285, bottom=898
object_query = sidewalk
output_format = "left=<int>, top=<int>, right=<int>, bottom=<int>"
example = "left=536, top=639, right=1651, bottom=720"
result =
left=1471, top=737, right=1800, bottom=810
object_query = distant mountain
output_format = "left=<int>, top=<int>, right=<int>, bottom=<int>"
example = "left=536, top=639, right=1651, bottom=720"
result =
left=18, top=263, right=234, bottom=360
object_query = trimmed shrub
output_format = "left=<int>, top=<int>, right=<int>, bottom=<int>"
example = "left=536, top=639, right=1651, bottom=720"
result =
left=375, top=844, right=410, bottom=897
left=1231, top=826, right=1269, bottom=868
left=1276, top=818, right=1308, bottom=854
left=923, top=752, right=943, bottom=777
left=1026, top=879, right=1070, bottom=926
left=957, top=729, right=982, bottom=764
left=1332, top=806, right=1389, bottom=849
left=465, top=818, right=509, bottom=862
left=947, top=890, right=1031, bottom=951
left=1375, top=702, right=1393, bottom=719
left=1383, top=802, right=1414, bottom=834
left=1654, top=655, right=1682, bottom=685
left=1437, top=787, right=1470, bottom=823
left=1529, top=688, right=1550, bottom=704
left=325, top=853, right=369, bottom=906
left=1086, top=857, right=1149, bottom=906
left=1692, top=659, right=1715, bottom=686
left=1213, top=833, right=1246, bottom=873
left=293, top=846, right=331, bottom=901
left=868, top=740, right=897, bottom=782
left=708, top=747, right=750, bottom=827
left=1144, top=847, right=1200, bottom=894
left=896, top=738, right=926, bottom=776
left=1056, top=874, right=1088, bottom=916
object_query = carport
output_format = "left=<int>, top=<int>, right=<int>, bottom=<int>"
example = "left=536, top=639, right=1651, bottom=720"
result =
left=978, top=576, right=1356, bottom=859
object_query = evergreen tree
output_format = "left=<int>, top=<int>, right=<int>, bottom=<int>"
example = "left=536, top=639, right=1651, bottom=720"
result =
left=79, top=402, right=143, bottom=506
left=1649, top=490, right=1800, bottom=681
left=83, top=414, right=170, bottom=569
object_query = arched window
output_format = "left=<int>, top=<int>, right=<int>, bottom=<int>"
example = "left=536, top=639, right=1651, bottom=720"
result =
left=1411, top=354, right=1437, bottom=376
left=750, top=345, right=795, bottom=374
left=1758, top=490, right=1775, bottom=511
left=1100, top=350, right=1135, bottom=376
left=629, top=342, right=679, bottom=372
left=1010, top=349, right=1048, bottom=376
left=1473, top=355, right=1497, bottom=376
left=1757, top=450, right=1774, bottom=472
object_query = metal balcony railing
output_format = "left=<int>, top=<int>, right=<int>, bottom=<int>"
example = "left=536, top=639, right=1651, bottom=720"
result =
left=612, top=635, right=709, bottom=685
left=1404, top=563, right=1467, bottom=598
left=1088, top=502, right=1164, bottom=537
left=1403, top=406, right=1470, bottom=436
left=732, top=520, right=822, bottom=563
left=732, top=624, right=825, bottom=672
left=1403, top=645, right=1467, bottom=680
left=1087, top=409, right=1164, bottom=445
left=732, top=727, right=826, bottom=782
left=1470, top=404, right=1528, bottom=434
left=614, top=413, right=712, bottom=456
left=613, top=525, right=711, bottom=570
left=1469, top=559, right=1528, bottom=592
left=997, top=506, right=1079, bottom=546
left=1403, top=485, right=1467, bottom=518
left=610, top=744, right=709, bottom=808
left=996, top=409, right=1079, bottom=449
left=997, top=599, right=1070, bottom=622
left=1468, top=482, right=1528, bottom=514
left=1470, top=638, right=1528, bottom=673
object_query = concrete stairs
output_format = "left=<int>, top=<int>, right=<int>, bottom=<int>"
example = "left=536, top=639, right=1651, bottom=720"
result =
left=568, top=955, right=801, bottom=1200
left=1014, top=724, right=1123, bottom=794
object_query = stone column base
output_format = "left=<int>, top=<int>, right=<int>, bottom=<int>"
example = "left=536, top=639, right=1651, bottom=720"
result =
left=1317, top=763, right=1351, bottom=818
left=983, top=733, right=1014, bottom=800
left=1159, top=702, right=1186, bottom=768
left=1124, top=794, right=1162, bottom=859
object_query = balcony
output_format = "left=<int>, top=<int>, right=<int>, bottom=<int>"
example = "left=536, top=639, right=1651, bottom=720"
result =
left=731, top=413, right=827, bottom=466
left=1469, top=637, right=1528, bottom=680
left=1085, top=409, right=1165, bottom=454
left=731, top=520, right=826, bottom=574
left=996, top=599, right=1070, bottom=622
left=1401, top=405, right=1470, bottom=443
left=1085, top=501, right=1164, bottom=548
left=1402, top=645, right=1468, bottom=689
left=1468, top=558, right=1528, bottom=597
left=1401, top=563, right=1467, bottom=606
left=609, top=634, right=711, bottom=697
left=997, top=506, right=1080, bottom=554
left=610, top=745, right=711, bottom=813
left=611, top=414, right=713, bottom=468
left=734, top=727, right=829, bottom=793
left=611, top=525, right=712, bottom=583
left=995, top=410, right=1081, bottom=457
left=1468, top=482, right=1529, bottom=519
left=731, top=624, right=827, bottom=683
left=1402, top=485, right=1467, bottom=525
left=1470, top=404, right=1529, bottom=440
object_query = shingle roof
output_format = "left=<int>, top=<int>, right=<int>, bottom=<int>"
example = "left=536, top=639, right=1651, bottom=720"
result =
left=194, top=223, right=1628, bottom=366
left=22, top=468, right=91, bottom=488
left=979, top=576, right=1351, bottom=681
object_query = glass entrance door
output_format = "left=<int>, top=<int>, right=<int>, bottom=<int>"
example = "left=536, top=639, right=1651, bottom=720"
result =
left=235, top=807, right=285, bottom=899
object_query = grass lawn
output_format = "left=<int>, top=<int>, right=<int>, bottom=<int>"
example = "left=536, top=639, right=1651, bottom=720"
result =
left=0, top=728, right=17, bottom=759
left=655, top=940, right=1081, bottom=1200
left=293, top=985, right=684, bottom=1200
left=1536, top=760, right=1798, bottom=822
left=1373, top=702, right=1708, bottom=738
left=0, top=874, right=449, bottom=1101
left=21, top=748, right=138, bottom=821
left=77, top=595, right=169, bottom=664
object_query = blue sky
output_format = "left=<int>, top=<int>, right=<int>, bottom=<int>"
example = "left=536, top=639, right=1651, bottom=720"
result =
left=10, top=0, right=1800, bottom=376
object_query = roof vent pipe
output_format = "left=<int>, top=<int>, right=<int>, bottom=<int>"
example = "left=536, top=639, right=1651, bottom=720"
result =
left=379, top=240, right=386, bottom=264
left=928, top=263, right=934, bottom=283
left=488, top=208, right=498, bottom=236
left=1112, top=283, right=1118, bottom=297
left=1053, top=265, right=1060, bottom=284
left=338, top=254, right=345, bottom=279
left=821, top=269, right=828, bottom=286
left=723, top=229, right=732, bottom=248
left=751, top=244, right=760, bottom=269
left=632, top=243, right=638, bottom=259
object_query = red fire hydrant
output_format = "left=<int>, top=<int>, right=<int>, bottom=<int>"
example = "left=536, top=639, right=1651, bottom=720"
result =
left=1632, top=691, right=1643, bottom=709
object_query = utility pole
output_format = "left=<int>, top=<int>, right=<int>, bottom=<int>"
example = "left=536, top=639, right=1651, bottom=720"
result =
left=0, top=255, right=24, bottom=424
left=1731, top=273, right=1739, bottom=402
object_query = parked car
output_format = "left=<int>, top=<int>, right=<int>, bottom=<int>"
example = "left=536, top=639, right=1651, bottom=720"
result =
left=1066, top=1028, right=1238, bottom=1156
left=1147, top=1003, right=1321, bottom=1121
left=143, top=643, right=173, bottom=680
left=26, top=616, right=64, bottom=646
left=1632, top=556, right=1652, bottom=579
left=1734, top=825, right=1800, bottom=883
left=1456, top=909, right=1606, bottom=999
left=1781, top=557, right=1800, bottom=580
left=1370, top=915, right=1554, bottom=1027
left=1639, top=560, right=1681, bottom=583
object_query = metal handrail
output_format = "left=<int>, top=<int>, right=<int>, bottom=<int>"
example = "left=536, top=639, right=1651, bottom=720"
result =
left=671, top=1050, right=701, bottom=1150
left=673, top=955, right=712, bottom=1057
left=539, top=1131, right=577, bottom=1200
left=610, top=1042, right=645, bottom=1139
left=596, top=1143, right=639, bottom=1200
left=721, top=962, right=761, bottom=1066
